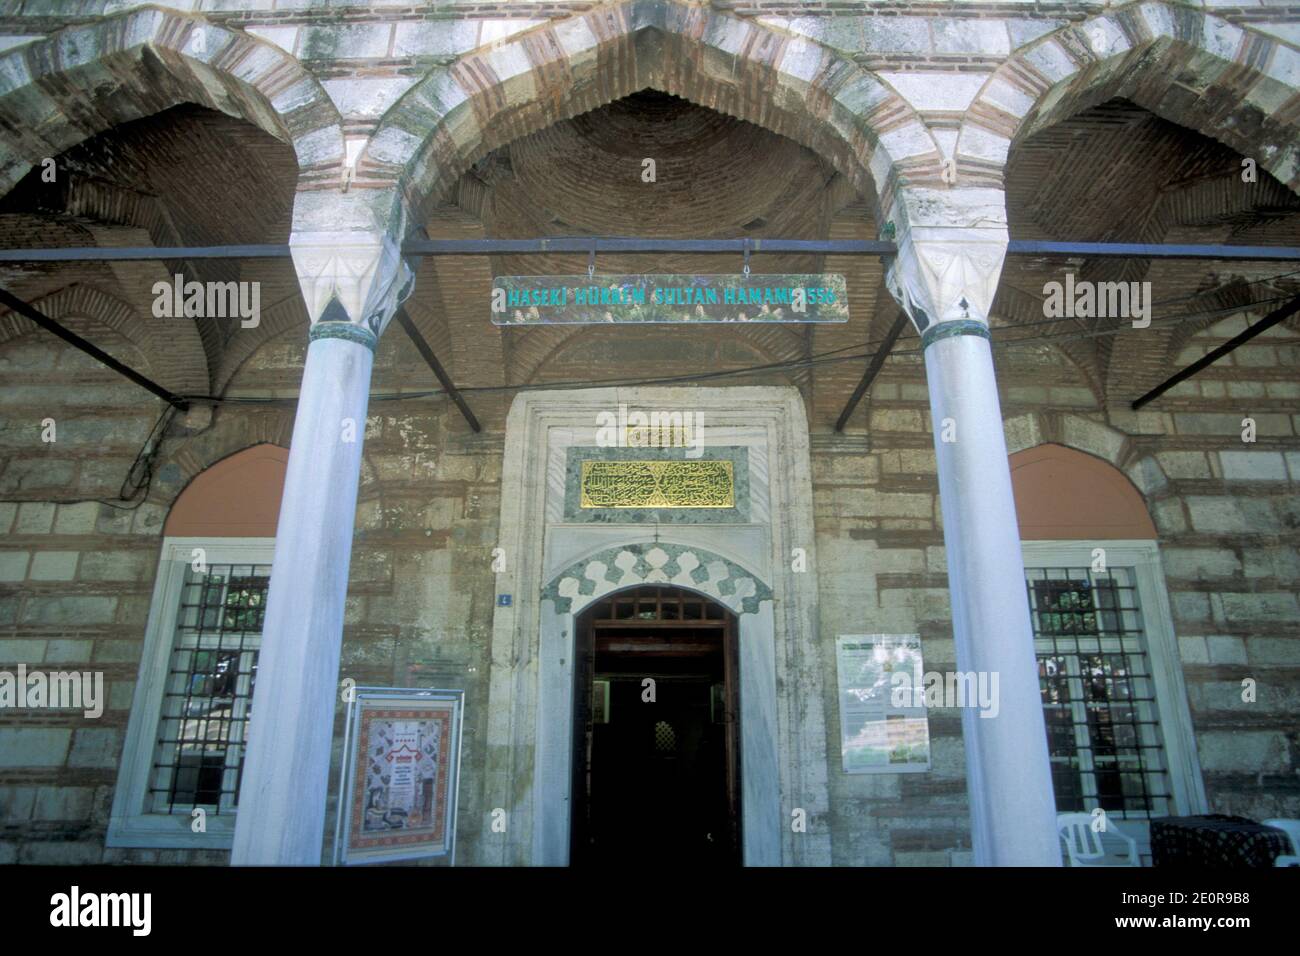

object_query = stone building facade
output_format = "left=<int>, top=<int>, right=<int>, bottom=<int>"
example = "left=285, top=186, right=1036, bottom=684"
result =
left=0, top=0, right=1297, bottom=866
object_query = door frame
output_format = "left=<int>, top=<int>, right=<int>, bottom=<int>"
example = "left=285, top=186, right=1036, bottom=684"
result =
left=569, top=585, right=743, bottom=865
left=486, top=387, right=830, bottom=867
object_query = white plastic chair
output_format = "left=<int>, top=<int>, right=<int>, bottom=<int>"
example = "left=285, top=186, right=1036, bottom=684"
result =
left=1262, top=819, right=1300, bottom=864
left=1058, top=812, right=1140, bottom=867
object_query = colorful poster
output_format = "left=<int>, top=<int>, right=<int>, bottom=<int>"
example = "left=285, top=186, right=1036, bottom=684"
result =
left=836, top=635, right=931, bottom=774
left=491, top=274, right=848, bottom=325
left=336, top=689, right=464, bottom=865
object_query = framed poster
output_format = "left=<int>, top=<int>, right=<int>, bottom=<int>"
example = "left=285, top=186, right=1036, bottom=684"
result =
left=836, top=635, right=930, bottom=774
left=334, top=687, right=464, bottom=865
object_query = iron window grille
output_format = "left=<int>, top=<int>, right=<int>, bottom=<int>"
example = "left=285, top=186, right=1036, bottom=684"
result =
left=147, top=563, right=269, bottom=816
left=1026, top=566, right=1173, bottom=820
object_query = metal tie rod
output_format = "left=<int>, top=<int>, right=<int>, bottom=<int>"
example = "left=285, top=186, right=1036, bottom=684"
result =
left=1130, top=293, right=1300, bottom=409
left=2, top=239, right=1298, bottom=261
left=0, top=285, right=189, bottom=410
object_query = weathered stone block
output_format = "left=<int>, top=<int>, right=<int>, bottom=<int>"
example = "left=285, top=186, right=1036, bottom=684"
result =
left=52, top=502, right=100, bottom=535
left=28, top=550, right=78, bottom=581
left=0, top=786, right=36, bottom=821
left=1161, top=547, right=1241, bottom=579
left=20, top=596, right=116, bottom=626
left=1186, top=496, right=1276, bottom=534
left=77, top=550, right=152, bottom=582
left=1171, top=591, right=1211, bottom=623
left=67, top=728, right=122, bottom=769
left=14, top=502, right=55, bottom=534
left=0, top=639, right=47, bottom=663
left=1178, top=635, right=1209, bottom=665
left=0, top=551, right=29, bottom=582
left=1197, top=731, right=1288, bottom=773
left=1219, top=451, right=1288, bottom=481
left=0, top=728, right=71, bottom=768
left=1217, top=591, right=1300, bottom=625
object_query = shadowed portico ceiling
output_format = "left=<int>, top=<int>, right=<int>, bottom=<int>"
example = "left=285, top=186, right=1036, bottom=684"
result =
left=426, top=89, right=874, bottom=401
left=0, top=92, right=1297, bottom=418
left=999, top=98, right=1300, bottom=404
left=0, top=104, right=302, bottom=395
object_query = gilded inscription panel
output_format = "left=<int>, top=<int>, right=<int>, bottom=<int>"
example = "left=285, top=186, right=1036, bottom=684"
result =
left=580, top=460, right=735, bottom=509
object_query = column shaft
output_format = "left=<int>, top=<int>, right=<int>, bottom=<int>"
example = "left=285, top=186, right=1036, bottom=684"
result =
left=925, top=330, right=1061, bottom=866
left=231, top=335, right=374, bottom=865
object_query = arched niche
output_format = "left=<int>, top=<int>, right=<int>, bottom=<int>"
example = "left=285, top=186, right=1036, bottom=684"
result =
left=1010, top=443, right=1157, bottom=540
left=163, top=443, right=288, bottom=538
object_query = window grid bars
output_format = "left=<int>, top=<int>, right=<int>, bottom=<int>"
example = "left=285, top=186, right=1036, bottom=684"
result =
left=1026, top=565, right=1172, bottom=820
left=148, top=563, right=269, bottom=816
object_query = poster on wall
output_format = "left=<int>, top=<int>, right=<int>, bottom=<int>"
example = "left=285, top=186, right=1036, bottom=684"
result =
left=836, top=635, right=931, bottom=774
left=334, top=688, right=465, bottom=865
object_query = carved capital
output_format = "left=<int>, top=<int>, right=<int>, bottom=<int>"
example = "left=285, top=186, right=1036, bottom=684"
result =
left=291, top=228, right=413, bottom=342
left=886, top=225, right=1008, bottom=337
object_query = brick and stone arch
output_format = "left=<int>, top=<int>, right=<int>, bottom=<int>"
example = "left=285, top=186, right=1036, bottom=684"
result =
left=991, top=283, right=1105, bottom=403
left=357, top=0, right=938, bottom=232
left=211, top=293, right=312, bottom=393
left=1003, top=409, right=1174, bottom=507
left=958, top=1, right=1300, bottom=193
left=0, top=284, right=206, bottom=394
left=542, top=542, right=773, bottom=617
left=0, top=6, right=344, bottom=201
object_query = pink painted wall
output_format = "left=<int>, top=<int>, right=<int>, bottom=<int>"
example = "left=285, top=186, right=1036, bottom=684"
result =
left=163, top=443, right=288, bottom=537
left=1010, top=443, right=1156, bottom=540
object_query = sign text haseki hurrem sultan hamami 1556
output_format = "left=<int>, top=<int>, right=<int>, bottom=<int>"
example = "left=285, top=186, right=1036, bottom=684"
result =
left=491, top=274, right=848, bottom=325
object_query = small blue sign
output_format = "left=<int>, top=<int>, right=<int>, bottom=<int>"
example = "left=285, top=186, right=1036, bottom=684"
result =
left=497, top=594, right=512, bottom=607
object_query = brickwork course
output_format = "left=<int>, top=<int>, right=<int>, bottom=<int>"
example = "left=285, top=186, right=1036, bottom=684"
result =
left=0, top=0, right=1297, bottom=866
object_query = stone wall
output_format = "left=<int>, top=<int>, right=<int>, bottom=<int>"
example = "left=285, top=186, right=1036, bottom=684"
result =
left=0, top=323, right=505, bottom=864
left=4, top=308, right=1295, bottom=866
left=812, top=314, right=1300, bottom=865
left=0, top=0, right=1297, bottom=867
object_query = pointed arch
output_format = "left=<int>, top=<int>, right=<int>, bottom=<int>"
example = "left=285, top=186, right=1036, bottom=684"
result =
left=958, top=1, right=1300, bottom=193
left=163, top=442, right=288, bottom=538
left=357, top=0, right=938, bottom=232
left=1011, top=442, right=1158, bottom=540
left=0, top=6, right=344, bottom=201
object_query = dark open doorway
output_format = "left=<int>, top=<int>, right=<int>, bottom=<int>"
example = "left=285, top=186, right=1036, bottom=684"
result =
left=570, top=585, right=742, bottom=866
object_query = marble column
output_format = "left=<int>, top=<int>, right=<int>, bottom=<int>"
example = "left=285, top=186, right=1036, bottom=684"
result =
left=886, top=206, right=1061, bottom=866
left=231, top=224, right=411, bottom=865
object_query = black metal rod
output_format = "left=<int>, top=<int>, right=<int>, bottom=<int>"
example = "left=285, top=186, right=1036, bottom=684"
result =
left=1130, top=294, right=1300, bottom=409
left=0, top=286, right=189, bottom=410
left=835, top=311, right=912, bottom=432
left=1007, top=240, right=1300, bottom=261
left=0, top=244, right=293, bottom=262
left=401, top=237, right=902, bottom=256
left=2, top=238, right=1298, bottom=262
left=394, top=307, right=482, bottom=433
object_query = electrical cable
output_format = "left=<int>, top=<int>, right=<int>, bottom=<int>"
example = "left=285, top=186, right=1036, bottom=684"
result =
left=2, top=279, right=1294, bottom=514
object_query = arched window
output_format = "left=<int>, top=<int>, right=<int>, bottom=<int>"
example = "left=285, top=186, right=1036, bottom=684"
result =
left=108, top=445, right=285, bottom=850
left=1010, top=444, right=1204, bottom=862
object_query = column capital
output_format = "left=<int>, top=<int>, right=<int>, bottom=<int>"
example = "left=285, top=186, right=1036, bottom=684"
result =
left=886, top=225, right=1008, bottom=338
left=291, top=228, right=413, bottom=347
left=882, top=185, right=1009, bottom=339
left=290, top=189, right=413, bottom=346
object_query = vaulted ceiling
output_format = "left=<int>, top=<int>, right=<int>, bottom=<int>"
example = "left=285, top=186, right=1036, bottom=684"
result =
left=0, top=92, right=1296, bottom=428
